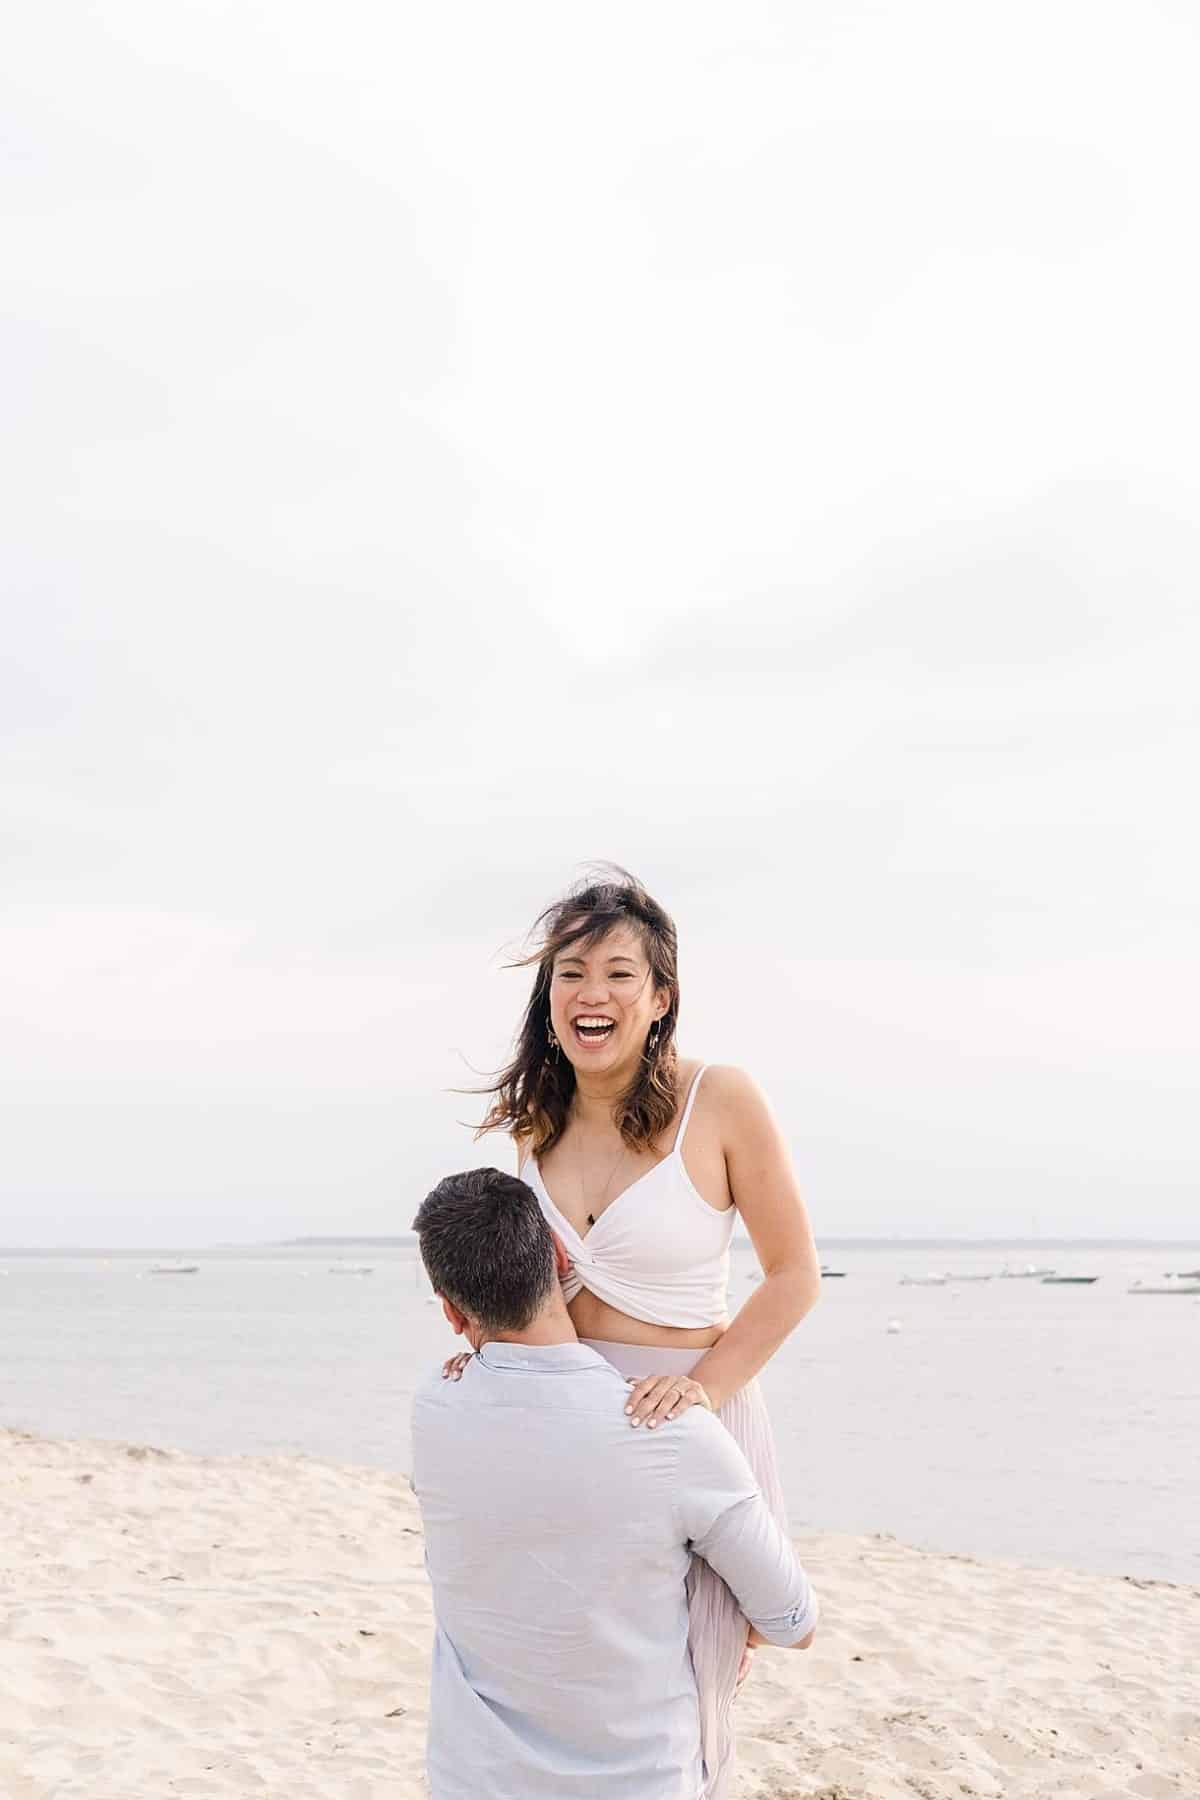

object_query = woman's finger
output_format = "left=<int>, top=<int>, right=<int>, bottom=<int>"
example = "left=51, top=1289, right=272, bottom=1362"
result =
left=624, top=1376, right=672, bottom=1421
left=628, top=1376, right=688, bottom=1427
left=664, top=1379, right=710, bottom=1421
left=649, top=1378, right=713, bottom=1427
left=441, top=1352, right=473, bottom=1380
left=649, top=1381, right=702, bottom=1427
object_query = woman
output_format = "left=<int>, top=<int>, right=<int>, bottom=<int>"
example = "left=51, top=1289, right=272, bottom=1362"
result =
left=459, top=867, right=821, bottom=1798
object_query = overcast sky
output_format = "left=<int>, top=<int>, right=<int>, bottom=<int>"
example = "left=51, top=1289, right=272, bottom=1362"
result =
left=3, top=3, right=1198, bottom=1247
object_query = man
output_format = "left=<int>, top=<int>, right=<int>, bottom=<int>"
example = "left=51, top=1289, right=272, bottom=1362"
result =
left=410, top=1167, right=818, bottom=1800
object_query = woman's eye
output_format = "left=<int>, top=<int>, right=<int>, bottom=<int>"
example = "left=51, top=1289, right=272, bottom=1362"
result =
left=553, top=969, right=635, bottom=980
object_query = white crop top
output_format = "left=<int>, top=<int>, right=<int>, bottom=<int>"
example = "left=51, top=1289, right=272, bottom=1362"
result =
left=522, top=1067, right=733, bottom=1330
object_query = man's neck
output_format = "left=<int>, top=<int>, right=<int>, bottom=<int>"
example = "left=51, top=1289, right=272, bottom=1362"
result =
left=473, top=1299, right=579, bottom=1352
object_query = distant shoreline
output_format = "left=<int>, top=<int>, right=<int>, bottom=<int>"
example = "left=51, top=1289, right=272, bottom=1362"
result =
left=275, top=1233, right=1200, bottom=1249
left=0, top=1422, right=1196, bottom=1595
left=4, top=1235, right=1199, bottom=1255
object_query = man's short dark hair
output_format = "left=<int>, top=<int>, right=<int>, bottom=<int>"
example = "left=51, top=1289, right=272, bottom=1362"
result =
left=413, top=1167, right=556, bottom=1331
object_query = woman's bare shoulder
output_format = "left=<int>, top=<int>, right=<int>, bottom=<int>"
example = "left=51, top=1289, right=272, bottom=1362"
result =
left=693, top=1064, right=774, bottom=1129
left=673, top=1054, right=707, bottom=1092
left=673, top=1060, right=759, bottom=1101
left=694, top=1062, right=762, bottom=1099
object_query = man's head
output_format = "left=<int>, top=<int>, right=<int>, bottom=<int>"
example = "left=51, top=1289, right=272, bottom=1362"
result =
left=413, top=1166, right=567, bottom=1344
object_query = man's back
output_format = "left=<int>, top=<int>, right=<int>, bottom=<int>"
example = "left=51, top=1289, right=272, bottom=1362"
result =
left=412, top=1340, right=816, bottom=1800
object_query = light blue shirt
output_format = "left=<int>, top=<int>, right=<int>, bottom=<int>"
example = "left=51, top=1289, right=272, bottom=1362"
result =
left=411, top=1340, right=818, bottom=1800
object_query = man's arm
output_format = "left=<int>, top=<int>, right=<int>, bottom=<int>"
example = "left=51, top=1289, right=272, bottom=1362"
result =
left=675, top=1414, right=818, bottom=1649
left=747, top=1620, right=816, bottom=1649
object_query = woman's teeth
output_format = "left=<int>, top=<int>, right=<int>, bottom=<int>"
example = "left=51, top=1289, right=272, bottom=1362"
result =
left=573, top=1017, right=615, bottom=1043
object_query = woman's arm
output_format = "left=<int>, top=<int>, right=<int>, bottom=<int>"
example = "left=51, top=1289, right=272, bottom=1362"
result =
left=627, top=1066, right=821, bottom=1424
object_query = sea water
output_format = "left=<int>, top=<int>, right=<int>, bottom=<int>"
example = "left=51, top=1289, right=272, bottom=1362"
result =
left=1, top=1240, right=1196, bottom=1585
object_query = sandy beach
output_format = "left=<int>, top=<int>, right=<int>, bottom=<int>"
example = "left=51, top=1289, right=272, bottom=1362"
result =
left=1, top=1428, right=1195, bottom=1800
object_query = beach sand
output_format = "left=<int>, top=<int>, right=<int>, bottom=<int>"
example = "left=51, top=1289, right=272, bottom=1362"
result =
left=1, top=1428, right=1195, bottom=1799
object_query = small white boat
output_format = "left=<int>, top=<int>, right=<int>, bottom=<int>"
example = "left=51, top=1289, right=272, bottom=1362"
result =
left=999, top=1264, right=1056, bottom=1278
left=899, top=1272, right=947, bottom=1286
left=149, top=1262, right=199, bottom=1275
left=952, top=1273, right=994, bottom=1282
left=1129, top=1279, right=1200, bottom=1296
left=1041, top=1274, right=1098, bottom=1285
left=328, top=1262, right=374, bottom=1276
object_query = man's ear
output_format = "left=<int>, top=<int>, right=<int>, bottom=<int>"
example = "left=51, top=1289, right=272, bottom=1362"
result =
left=440, top=1296, right=469, bottom=1337
left=550, top=1230, right=571, bottom=1280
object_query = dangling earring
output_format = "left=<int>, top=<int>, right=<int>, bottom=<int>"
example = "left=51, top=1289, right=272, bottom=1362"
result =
left=547, top=1028, right=560, bottom=1064
left=646, top=1021, right=660, bottom=1058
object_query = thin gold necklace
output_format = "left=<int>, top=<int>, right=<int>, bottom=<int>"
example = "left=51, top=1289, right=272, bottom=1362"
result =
left=574, top=1120, right=628, bottom=1229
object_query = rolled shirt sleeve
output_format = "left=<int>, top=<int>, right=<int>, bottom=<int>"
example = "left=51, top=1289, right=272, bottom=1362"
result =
left=674, top=1412, right=819, bottom=1648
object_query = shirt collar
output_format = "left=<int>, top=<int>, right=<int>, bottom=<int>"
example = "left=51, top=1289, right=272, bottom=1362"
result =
left=476, top=1340, right=608, bottom=1375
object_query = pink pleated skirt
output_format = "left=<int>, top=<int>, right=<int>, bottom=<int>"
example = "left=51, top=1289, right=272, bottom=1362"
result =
left=580, top=1339, right=789, bottom=1800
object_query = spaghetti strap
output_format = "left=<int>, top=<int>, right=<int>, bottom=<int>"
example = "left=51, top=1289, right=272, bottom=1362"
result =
left=672, top=1065, right=708, bottom=1153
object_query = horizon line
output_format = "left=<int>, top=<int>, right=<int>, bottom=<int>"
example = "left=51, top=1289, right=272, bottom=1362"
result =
left=3, top=1235, right=1199, bottom=1254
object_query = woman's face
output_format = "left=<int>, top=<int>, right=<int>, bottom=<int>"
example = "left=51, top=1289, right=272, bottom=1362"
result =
left=547, top=924, right=669, bottom=1077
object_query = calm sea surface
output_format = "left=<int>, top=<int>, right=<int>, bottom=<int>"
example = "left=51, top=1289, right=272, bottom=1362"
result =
left=2, top=1241, right=1197, bottom=1585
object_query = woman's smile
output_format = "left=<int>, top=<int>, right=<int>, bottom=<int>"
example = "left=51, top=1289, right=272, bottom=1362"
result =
left=571, top=1014, right=617, bottom=1049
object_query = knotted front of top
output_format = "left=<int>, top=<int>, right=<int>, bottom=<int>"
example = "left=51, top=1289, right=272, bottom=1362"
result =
left=523, top=1068, right=733, bottom=1330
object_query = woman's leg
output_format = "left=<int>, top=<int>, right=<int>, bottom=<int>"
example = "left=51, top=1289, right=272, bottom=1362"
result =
left=684, top=1375, right=789, bottom=1799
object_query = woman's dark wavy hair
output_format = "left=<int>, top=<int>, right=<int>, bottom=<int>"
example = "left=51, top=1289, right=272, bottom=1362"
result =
left=475, top=865, right=680, bottom=1155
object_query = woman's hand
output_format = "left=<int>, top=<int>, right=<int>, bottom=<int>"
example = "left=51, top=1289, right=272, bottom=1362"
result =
left=442, top=1352, right=474, bottom=1381
left=624, top=1373, right=713, bottom=1428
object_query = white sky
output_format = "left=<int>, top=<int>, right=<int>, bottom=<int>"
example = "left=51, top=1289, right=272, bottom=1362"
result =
left=3, top=2, right=1198, bottom=1246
